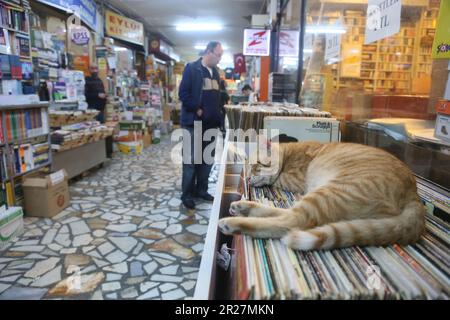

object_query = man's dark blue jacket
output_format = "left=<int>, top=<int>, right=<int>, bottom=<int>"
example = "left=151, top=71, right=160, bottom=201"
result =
left=178, top=58, right=222, bottom=128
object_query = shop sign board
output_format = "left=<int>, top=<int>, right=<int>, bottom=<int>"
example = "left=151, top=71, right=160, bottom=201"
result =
left=364, top=0, right=402, bottom=44
left=71, top=0, right=97, bottom=31
left=243, top=29, right=271, bottom=56
left=70, top=25, right=90, bottom=45
left=279, top=30, right=299, bottom=57
left=432, top=0, right=450, bottom=59
left=105, top=10, right=144, bottom=46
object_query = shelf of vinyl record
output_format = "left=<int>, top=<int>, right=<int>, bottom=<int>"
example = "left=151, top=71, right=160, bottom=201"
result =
left=195, top=131, right=450, bottom=300
left=321, top=8, right=437, bottom=94
left=0, top=101, right=51, bottom=207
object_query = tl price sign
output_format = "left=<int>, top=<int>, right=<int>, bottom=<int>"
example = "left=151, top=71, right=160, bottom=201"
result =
left=364, top=0, right=402, bottom=44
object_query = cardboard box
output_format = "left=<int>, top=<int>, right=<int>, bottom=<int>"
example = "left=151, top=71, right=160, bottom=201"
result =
left=22, top=169, right=71, bottom=218
left=117, top=141, right=143, bottom=155
left=264, top=117, right=341, bottom=143
left=0, top=207, right=24, bottom=248
left=119, top=120, right=146, bottom=131
left=162, top=105, right=172, bottom=122
left=435, top=113, right=450, bottom=143
left=143, top=131, right=152, bottom=148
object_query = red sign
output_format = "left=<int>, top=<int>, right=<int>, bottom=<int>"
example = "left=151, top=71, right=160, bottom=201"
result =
left=243, top=29, right=271, bottom=56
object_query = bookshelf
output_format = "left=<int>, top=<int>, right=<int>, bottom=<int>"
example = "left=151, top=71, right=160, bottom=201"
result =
left=0, top=102, right=51, bottom=209
left=322, top=7, right=438, bottom=95
left=0, top=0, right=32, bottom=95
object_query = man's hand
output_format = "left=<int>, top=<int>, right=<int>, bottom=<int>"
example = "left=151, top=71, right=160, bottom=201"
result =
left=196, top=108, right=203, bottom=117
left=98, top=93, right=106, bottom=99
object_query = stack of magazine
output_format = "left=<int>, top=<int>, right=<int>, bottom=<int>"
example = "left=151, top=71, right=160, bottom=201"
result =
left=231, top=176, right=450, bottom=300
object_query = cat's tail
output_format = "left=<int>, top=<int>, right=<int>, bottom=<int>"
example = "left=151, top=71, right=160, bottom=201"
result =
left=282, top=200, right=426, bottom=250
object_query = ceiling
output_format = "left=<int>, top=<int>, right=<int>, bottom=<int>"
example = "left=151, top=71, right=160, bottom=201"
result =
left=106, top=0, right=267, bottom=67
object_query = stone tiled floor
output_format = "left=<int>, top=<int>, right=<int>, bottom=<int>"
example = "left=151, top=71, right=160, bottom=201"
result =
left=0, top=136, right=217, bottom=300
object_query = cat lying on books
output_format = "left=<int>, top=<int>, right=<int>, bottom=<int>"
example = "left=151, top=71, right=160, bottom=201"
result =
left=218, top=141, right=425, bottom=250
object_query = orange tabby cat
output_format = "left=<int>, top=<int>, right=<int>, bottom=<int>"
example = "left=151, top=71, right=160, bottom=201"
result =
left=218, top=141, right=426, bottom=250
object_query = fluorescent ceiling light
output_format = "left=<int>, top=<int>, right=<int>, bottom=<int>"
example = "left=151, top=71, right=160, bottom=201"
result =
left=114, top=47, right=128, bottom=52
left=194, top=44, right=228, bottom=50
left=305, top=26, right=346, bottom=34
left=176, top=23, right=223, bottom=31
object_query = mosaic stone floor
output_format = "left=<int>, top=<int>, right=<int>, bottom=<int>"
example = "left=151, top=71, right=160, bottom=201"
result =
left=0, top=136, right=218, bottom=300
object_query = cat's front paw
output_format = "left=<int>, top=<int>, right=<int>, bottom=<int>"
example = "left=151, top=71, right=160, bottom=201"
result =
left=248, top=175, right=271, bottom=187
left=229, top=200, right=258, bottom=216
left=218, top=217, right=242, bottom=235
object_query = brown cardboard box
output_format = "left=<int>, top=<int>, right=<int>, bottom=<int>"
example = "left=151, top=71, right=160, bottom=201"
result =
left=22, top=169, right=70, bottom=218
left=162, top=105, right=172, bottom=122
left=143, top=131, right=152, bottom=148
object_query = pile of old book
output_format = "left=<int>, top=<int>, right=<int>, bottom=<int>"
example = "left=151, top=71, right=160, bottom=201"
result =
left=231, top=182, right=450, bottom=300
left=225, top=103, right=332, bottom=130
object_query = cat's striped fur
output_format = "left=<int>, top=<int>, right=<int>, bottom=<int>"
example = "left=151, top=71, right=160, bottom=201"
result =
left=218, top=142, right=426, bottom=250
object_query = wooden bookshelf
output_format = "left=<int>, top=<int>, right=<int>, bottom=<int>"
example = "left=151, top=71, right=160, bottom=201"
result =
left=321, top=7, right=438, bottom=95
left=0, top=102, right=52, bottom=207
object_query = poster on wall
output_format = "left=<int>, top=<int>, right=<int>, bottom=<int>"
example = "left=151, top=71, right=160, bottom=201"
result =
left=364, top=0, right=402, bottom=44
left=432, top=0, right=450, bottom=59
left=279, top=30, right=299, bottom=57
left=72, top=55, right=90, bottom=76
left=105, top=10, right=144, bottom=46
left=243, top=29, right=270, bottom=56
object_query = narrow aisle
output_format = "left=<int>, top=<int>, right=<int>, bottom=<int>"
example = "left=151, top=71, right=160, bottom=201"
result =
left=0, top=136, right=216, bottom=300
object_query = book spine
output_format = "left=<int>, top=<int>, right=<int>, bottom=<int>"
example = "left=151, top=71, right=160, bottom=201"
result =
left=0, top=113, right=3, bottom=144
left=5, top=112, right=11, bottom=141
left=11, top=111, right=16, bottom=141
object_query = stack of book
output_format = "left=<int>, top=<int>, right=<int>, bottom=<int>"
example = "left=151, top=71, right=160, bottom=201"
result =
left=231, top=180, right=449, bottom=300
left=51, top=121, right=113, bottom=152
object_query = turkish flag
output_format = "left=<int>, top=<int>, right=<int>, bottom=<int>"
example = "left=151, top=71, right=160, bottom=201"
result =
left=234, top=53, right=246, bottom=74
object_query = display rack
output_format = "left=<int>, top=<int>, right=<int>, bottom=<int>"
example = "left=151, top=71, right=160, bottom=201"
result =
left=195, top=129, right=450, bottom=300
left=0, top=102, right=51, bottom=207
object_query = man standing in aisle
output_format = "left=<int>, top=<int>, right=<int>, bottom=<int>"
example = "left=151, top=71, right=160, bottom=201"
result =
left=85, top=64, right=106, bottom=123
left=179, top=41, right=224, bottom=209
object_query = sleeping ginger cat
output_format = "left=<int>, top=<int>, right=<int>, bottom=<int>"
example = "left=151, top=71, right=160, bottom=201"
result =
left=218, top=141, right=425, bottom=250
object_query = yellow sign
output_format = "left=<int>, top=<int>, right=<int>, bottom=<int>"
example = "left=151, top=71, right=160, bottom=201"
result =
left=105, top=10, right=144, bottom=46
left=432, top=0, right=450, bottom=59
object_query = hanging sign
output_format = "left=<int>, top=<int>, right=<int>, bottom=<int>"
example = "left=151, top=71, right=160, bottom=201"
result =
left=243, top=29, right=271, bottom=56
left=71, top=0, right=97, bottom=30
left=70, top=25, right=90, bottom=45
left=279, top=30, right=299, bottom=57
left=105, top=10, right=144, bottom=46
left=325, top=19, right=343, bottom=64
left=432, top=0, right=450, bottom=59
left=364, top=0, right=402, bottom=44
left=37, top=0, right=97, bottom=30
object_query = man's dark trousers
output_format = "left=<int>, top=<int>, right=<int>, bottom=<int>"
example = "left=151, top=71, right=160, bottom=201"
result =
left=181, top=123, right=217, bottom=201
